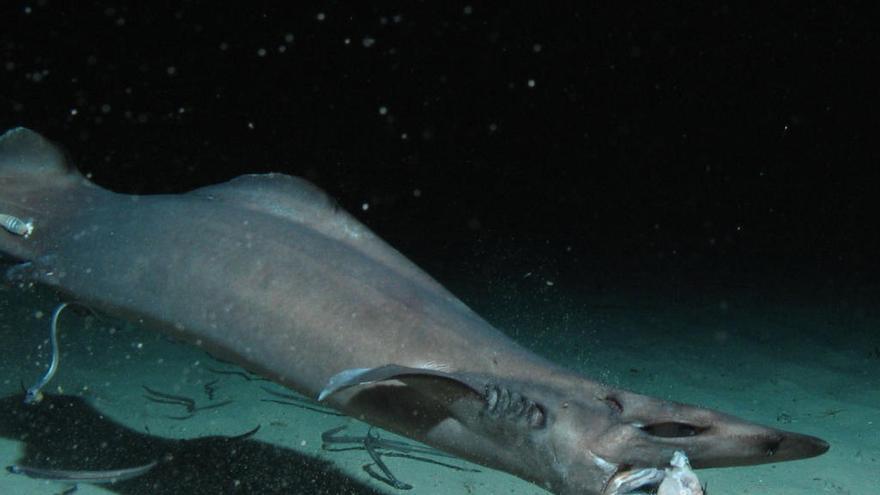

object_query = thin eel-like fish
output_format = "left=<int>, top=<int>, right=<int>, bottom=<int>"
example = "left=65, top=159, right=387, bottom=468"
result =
left=6, top=460, right=158, bottom=484
left=24, top=302, right=71, bottom=404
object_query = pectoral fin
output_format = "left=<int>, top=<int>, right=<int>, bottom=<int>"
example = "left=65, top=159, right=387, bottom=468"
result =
left=318, top=364, right=484, bottom=402
left=319, top=364, right=549, bottom=436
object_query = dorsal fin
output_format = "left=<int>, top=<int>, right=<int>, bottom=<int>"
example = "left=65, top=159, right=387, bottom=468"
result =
left=0, top=127, right=76, bottom=180
left=190, top=174, right=458, bottom=302
left=190, top=173, right=368, bottom=240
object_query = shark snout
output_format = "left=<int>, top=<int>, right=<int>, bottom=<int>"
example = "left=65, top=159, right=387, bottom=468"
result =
left=632, top=417, right=829, bottom=468
left=688, top=427, right=829, bottom=469
left=770, top=431, right=830, bottom=462
left=610, top=390, right=830, bottom=469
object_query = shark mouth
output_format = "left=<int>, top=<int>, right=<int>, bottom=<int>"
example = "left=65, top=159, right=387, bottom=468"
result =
left=587, top=450, right=662, bottom=495
left=601, top=451, right=705, bottom=495
left=637, top=421, right=708, bottom=438
left=602, top=464, right=666, bottom=495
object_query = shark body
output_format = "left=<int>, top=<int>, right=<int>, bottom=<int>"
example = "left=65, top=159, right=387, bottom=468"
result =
left=0, top=128, right=827, bottom=494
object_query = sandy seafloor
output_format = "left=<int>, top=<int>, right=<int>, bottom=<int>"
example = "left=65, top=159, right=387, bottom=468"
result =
left=0, top=265, right=876, bottom=495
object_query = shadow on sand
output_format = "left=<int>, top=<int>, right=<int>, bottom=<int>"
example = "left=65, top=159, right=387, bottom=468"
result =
left=0, top=393, right=383, bottom=494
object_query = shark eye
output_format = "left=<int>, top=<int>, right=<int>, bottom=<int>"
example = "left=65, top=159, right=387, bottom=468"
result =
left=640, top=422, right=707, bottom=438
left=602, top=395, right=624, bottom=414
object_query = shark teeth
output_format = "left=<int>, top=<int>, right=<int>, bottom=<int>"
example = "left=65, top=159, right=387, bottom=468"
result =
left=601, top=451, right=705, bottom=495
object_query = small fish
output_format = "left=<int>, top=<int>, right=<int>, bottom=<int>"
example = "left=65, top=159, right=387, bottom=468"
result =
left=6, top=460, right=157, bottom=484
left=657, top=451, right=705, bottom=495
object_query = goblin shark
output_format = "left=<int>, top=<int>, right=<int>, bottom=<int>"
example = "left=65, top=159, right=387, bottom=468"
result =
left=0, top=128, right=827, bottom=494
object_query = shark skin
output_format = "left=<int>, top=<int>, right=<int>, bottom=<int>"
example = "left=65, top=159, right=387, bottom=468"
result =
left=0, top=128, right=828, bottom=494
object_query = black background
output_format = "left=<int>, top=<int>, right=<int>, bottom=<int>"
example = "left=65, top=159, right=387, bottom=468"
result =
left=2, top=1, right=878, bottom=292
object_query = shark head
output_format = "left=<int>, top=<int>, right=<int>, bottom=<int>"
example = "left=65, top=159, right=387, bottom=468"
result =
left=321, top=365, right=829, bottom=495
left=541, top=384, right=829, bottom=494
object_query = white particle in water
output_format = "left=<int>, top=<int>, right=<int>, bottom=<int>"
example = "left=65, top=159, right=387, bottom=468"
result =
left=257, top=47, right=267, bottom=57
left=527, top=79, right=536, bottom=88
left=316, top=12, right=325, bottom=21
left=362, top=37, right=375, bottom=48
left=167, top=66, right=177, bottom=75
left=378, top=106, right=388, bottom=115
left=361, top=203, right=369, bottom=211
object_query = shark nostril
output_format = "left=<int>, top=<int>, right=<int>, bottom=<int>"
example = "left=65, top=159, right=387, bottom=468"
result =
left=640, top=422, right=707, bottom=438
left=764, top=437, right=782, bottom=456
